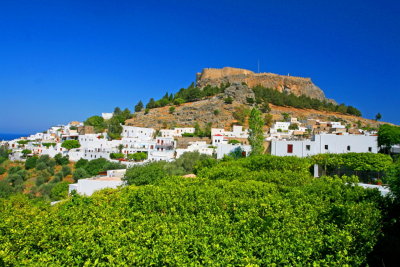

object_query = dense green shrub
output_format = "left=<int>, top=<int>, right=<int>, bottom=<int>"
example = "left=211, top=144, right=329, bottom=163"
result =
left=25, top=156, right=38, bottom=170
left=0, top=174, right=383, bottom=266
left=72, top=168, right=89, bottom=182
left=54, top=153, right=69, bottom=165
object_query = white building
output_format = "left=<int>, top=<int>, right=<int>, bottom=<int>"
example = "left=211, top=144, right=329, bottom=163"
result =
left=175, top=141, right=214, bottom=158
left=68, top=169, right=126, bottom=196
left=271, top=134, right=378, bottom=157
left=216, top=144, right=252, bottom=159
left=160, top=128, right=195, bottom=138
left=122, top=125, right=155, bottom=140
left=211, top=125, right=249, bottom=139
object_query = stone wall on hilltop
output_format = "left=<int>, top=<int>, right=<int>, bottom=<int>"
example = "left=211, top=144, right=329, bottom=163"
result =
left=196, top=67, right=330, bottom=102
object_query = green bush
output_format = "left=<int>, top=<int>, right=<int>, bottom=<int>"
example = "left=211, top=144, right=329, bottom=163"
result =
left=0, top=174, right=382, bottom=266
left=54, top=153, right=69, bottom=165
left=0, top=166, right=6, bottom=175
left=124, top=161, right=167, bottom=185
left=50, top=181, right=70, bottom=201
left=73, top=168, right=89, bottom=182
left=110, top=153, right=125, bottom=159
left=25, top=156, right=38, bottom=170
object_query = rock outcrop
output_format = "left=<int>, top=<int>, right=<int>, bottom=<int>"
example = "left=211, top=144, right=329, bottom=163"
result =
left=196, top=67, right=330, bottom=102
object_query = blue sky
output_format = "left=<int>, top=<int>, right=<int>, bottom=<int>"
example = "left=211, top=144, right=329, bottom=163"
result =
left=0, top=0, right=399, bottom=134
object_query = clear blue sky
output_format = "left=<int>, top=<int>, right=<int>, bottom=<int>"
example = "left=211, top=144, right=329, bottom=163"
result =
left=1, top=0, right=399, bottom=134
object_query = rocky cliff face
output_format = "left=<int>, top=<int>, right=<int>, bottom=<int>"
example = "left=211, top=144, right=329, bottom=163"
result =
left=196, top=67, right=330, bottom=102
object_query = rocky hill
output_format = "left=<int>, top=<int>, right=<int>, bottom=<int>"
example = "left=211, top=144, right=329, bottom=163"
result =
left=126, top=95, right=385, bottom=130
left=125, top=67, right=388, bottom=130
left=196, top=67, right=333, bottom=102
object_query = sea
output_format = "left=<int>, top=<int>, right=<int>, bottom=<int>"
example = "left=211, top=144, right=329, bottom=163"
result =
left=0, top=133, right=29, bottom=141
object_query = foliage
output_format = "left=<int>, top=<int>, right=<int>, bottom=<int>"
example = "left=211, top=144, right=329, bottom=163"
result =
left=61, top=140, right=80, bottom=150
left=84, top=115, right=106, bottom=133
left=0, top=169, right=383, bottom=265
left=54, top=153, right=69, bottom=165
left=248, top=108, right=264, bottom=155
left=232, top=105, right=250, bottom=125
left=25, top=156, right=38, bottom=170
left=264, top=113, right=273, bottom=126
left=224, top=96, right=233, bottom=104
left=72, top=168, right=89, bottom=182
left=252, top=85, right=362, bottom=116
left=182, top=132, right=194, bottom=137
left=74, top=158, right=126, bottom=177
left=124, top=161, right=167, bottom=185
left=288, top=123, right=299, bottom=130
left=228, top=139, right=240, bottom=144
left=50, top=181, right=70, bottom=201
left=169, top=106, right=175, bottom=114
left=213, top=109, right=220, bottom=115
left=134, top=100, right=144, bottom=112
left=21, top=149, right=32, bottom=157
left=17, top=140, right=29, bottom=145
left=0, top=146, right=9, bottom=164
left=110, top=153, right=125, bottom=159
left=375, top=113, right=382, bottom=121
left=281, top=112, right=290, bottom=122
left=42, top=142, right=56, bottom=148
left=75, top=158, right=89, bottom=169
left=378, top=124, right=400, bottom=153
left=127, top=152, right=147, bottom=161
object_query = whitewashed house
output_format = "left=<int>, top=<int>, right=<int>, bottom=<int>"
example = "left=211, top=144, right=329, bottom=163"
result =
left=271, top=134, right=378, bottom=157
left=68, top=169, right=126, bottom=196
left=216, top=144, right=252, bottom=159
left=175, top=141, right=214, bottom=158
left=122, top=125, right=155, bottom=140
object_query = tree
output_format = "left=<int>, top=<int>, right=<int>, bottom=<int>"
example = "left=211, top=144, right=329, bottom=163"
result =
left=110, top=153, right=125, bottom=159
left=84, top=116, right=106, bottom=133
left=118, top=144, right=124, bottom=154
left=213, top=109, right=220, bottom=116
left=113, top=107, right=122, bottom=116
left=21, top=149, right=32, bottom=157
left=73, top=168, right=89, bottom=182
left=146, top=98, right=156, bottom=109
left=50, top=181, right=70, bottom=201
left=25, top=156, right=38, bottom=170
left=54, top=153, right=69, bottom=165
left=378, top=124, right=400, bottom=154
left=248, top=108, right=264, bottom=156
left=134, top=101, right=144, bottom=112
left=61, top=140, right=80, bottom=150
left=281, top=112, right=290, bottom=122
left=173, top=98, right=185, bottom=106
left=375, top=113, right=382, bottom=121
left=259, top=100, right=271, bottom=113
left=288, top=123, right=299, bottom=130
left=169, top=106, right=175, bottom=114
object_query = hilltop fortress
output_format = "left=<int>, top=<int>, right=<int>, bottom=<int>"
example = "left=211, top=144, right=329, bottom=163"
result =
left=196, top=67, right=329, bottom=102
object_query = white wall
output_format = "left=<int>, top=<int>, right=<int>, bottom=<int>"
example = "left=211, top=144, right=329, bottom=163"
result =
left=271, top=134, right=378, bottom=157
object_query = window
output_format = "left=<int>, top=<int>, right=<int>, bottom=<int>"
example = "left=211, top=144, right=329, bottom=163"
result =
left=306, top=145, right=310, bottom=151
left=368, top=147, right=372, bottom=152
left=347, top=146, right=351, bottom=151
left=325, top=145, right=328, bottom=150
left=287, top=144, right=293, bottom=153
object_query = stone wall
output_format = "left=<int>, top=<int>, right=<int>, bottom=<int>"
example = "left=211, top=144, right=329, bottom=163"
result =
left=196, top=67, right=330, bottom=102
